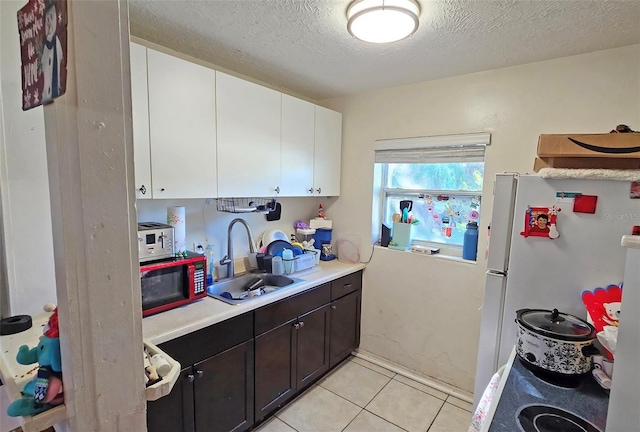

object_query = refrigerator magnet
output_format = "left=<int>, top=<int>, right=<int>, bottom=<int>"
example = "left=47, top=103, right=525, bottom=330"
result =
left=573, top=194, right=598, bottom=214
left=520, top=205, right=561, bottom=239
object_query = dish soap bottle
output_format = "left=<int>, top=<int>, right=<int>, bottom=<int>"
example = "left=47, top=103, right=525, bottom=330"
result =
left=205, top=244, right=215, bottom=286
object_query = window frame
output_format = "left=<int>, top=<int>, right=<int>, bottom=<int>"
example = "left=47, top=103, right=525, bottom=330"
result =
left=373, top=133, right=490, bottom=251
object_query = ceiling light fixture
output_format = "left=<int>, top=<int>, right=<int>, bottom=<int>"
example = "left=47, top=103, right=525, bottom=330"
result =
left=347, top=0, right=420, bottom=44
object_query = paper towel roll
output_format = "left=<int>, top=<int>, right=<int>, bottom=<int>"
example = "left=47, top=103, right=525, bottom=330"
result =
left=167, top=206, right=186, bottom=253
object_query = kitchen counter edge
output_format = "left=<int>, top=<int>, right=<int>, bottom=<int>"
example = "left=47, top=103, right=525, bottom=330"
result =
left=142, top=261, right=366, bottom=345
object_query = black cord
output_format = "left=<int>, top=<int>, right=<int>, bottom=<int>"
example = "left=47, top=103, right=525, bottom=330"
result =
left=360, top=243, right=375, bottom=264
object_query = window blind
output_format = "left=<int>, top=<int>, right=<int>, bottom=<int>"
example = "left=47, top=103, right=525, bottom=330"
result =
left=373, top=132, right=490, bottom=164
left=375, top=145, right=485, bottom=164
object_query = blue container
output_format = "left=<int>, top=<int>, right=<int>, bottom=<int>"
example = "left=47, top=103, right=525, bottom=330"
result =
left=462, top=222, right=479, bottom=261
left=313, top=228, right=332, bottom=246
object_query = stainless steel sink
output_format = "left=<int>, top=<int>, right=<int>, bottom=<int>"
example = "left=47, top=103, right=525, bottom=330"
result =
left=207, top=273, right=304, bottom=305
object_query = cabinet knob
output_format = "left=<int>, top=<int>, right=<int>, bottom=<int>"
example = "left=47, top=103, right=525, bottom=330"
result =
left=299, top=321, right=304, bottom=328
left=187, top=374, right=195, bottom=382
left=139, top=185, right=146, bottom=195
left=331, top=305, right=337, bottom=310
left=308, top=188, right=313, bottom=194
left=160, top=188, right=165, bottom=192
left=275, top=186, right=280, bottom=194
left=293, top=323, right=300, bottom=330
left=196, top=370, right=204, bottom=378
left=316, top=187, right=321, bottom=194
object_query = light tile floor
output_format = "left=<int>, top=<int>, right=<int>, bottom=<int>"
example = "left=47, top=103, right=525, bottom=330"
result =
left=256, top=356, right=472, bottom=432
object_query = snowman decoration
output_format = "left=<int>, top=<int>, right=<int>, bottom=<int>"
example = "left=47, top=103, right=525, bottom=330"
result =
left=41, top=0, right=63, bottom=104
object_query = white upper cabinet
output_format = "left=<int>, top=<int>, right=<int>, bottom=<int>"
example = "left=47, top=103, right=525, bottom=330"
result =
left=147, top=49, right=217, bottom=199
left=216, top=72, right=281, bottom=198
left=314, top=106, right=342, bottom=196
left=280, top=95, right=315, bottom=197
left=130, top=42, right=152, bottom=199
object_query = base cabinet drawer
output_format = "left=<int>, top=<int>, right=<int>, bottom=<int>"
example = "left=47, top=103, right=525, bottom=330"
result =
left=331, top=271, right=362, bottom=300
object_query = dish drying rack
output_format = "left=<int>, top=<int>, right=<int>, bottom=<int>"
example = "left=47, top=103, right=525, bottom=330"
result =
left=216, top=197, right=277, bottom=214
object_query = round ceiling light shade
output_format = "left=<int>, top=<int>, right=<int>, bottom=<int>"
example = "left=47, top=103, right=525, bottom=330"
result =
left=347, top=0, right=420, bottom=44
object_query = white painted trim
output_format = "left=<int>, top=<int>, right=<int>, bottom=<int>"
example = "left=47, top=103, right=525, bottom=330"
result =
left=44, top=1, right=146, bottom=430
left=621, top=235, right=640, bottom=249
left=374, top=132, right=491, bottom=151
left=352, top=349, right=473, bottom=403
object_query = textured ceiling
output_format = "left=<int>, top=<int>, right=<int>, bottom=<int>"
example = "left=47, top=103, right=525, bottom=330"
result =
left=129, top=0, right=640, bottom=101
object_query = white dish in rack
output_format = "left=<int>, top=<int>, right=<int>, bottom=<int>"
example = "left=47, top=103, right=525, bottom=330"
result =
left=233, top=206, right=256, bottom=212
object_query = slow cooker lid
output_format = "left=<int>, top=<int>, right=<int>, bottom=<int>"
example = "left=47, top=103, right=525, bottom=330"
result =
left=518, top=308, right=595, bottom=340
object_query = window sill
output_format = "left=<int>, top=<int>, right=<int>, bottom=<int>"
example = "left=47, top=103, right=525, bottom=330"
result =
left=374, top=244, right=478, bottom=265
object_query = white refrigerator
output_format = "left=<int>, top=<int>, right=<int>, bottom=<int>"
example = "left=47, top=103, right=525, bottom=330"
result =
left=473, top=173, right=640, bottom=408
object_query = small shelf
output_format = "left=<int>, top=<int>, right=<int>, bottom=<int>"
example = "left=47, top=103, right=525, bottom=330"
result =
left=216, top=197, right=277, bottom=214
left=0, top=312, right=68, bottom=432
left=144, top=340, right=181, bottom=401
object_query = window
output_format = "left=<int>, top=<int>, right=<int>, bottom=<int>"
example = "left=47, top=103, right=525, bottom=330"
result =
left=374, top=133, right=489, bottom=248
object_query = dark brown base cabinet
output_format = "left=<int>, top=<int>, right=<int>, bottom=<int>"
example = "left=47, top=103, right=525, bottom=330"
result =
left=147, top=270, right=362, bottom=432
left=330, top=290, right=361, bottom=368
left=148, top=313, right=255, bottom=432
left=254, top=304, right=331, bottom=423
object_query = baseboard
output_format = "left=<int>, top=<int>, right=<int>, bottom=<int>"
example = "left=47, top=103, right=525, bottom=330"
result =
left=352, top=349, right=473, bottom=403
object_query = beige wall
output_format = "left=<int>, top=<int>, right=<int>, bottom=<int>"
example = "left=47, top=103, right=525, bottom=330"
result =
left=321, top=45, right=640, bottom=393
left=0, top=0, right=57, bottom=317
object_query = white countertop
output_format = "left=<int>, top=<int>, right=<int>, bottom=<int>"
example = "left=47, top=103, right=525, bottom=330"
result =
left=142, top=261, right=366, bottom=344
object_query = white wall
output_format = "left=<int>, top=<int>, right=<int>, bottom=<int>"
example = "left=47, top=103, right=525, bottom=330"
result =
left=0, top=0, right=57, bottom=316
left=321, top=45, right=640, bottom=393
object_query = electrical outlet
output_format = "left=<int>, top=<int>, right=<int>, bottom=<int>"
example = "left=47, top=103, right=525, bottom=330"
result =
left=193, top=242, right=205, bottom=254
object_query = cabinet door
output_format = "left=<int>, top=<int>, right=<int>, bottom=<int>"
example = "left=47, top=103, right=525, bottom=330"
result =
left=330, top=290, right=361, bottom=368
left=147, top=49, right=217, bottom=198
left=296, top=304, right=330, bottom=390
left=147, top=367, right=195, bottom=432
left=130, top=42, right=152, bottom=199
left=254, top=319, right=297, bottom=422
left=216, top=72, right=281, bottom=198
left=313, top=106, right=342, bottom=196
left=193, top=340, right=254, bottom=432
left=280, top=94, right=314, bottom=197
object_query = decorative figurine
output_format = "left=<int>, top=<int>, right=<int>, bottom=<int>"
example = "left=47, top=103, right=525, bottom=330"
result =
left=7, top=305, right=63, bottom=417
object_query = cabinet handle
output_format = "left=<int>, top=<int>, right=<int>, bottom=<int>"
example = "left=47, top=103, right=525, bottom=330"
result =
left=275, top=186, right=280, bottom=194
left=293, top=323, right=300, bottom=330
left=187, top=374, right=195, bottom=382
left=139, top=185, right=146, bottom=195
left=331, top=305, right=337, bottom=310
left=344, top=283, right=352, bottom=290
left=308, top=188, right=313, bottom=194
left=299, top=321, right=304, bottom=328
left=196, top=370, right=204, bottom=378
left=316, top=187, right=322, bottom=194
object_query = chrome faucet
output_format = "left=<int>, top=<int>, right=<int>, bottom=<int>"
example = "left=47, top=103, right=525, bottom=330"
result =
left=219, top=218, right=256, bottom=279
